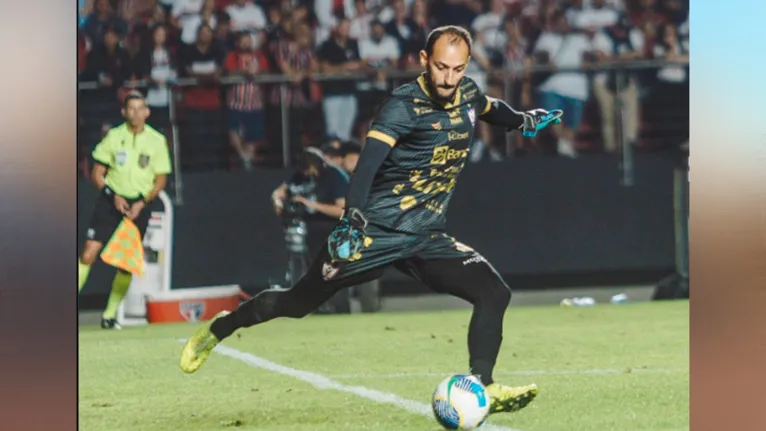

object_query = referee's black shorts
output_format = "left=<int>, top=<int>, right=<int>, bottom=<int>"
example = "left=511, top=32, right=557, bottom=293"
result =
left=85, top=193, right=160, bottom=244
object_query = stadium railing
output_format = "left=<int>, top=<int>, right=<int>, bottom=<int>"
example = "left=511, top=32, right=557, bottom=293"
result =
left=77, top=59, right=688, bottom=205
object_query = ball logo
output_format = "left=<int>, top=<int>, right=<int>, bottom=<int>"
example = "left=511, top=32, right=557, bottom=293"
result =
left=179, top=301, right=205, bottom=322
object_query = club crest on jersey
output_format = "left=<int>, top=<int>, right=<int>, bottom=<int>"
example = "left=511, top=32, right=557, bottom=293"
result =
left=322, top=261, right=339, bottom=280
left=431, top=121, right=442, bottom=130
left=138, top=154, right=150, bottom=168
left=467, top=108, right=476, bottom=127
left=179, top=301, right=205, bottom=322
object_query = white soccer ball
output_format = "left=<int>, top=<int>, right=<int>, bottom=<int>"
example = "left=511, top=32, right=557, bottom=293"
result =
left=431, top=374, right=490, bottom=430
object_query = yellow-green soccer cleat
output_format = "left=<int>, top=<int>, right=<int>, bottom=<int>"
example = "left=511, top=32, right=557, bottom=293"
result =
left=179, top=311, right=230, bottom=373
left=485, top=383, right=539, bottom=414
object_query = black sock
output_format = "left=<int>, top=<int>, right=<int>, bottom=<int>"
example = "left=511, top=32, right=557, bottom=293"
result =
left=210, top=282, right=326, bottom=340
left=210, top=289, right=284, bottom=340
left=470, top=359, right=496, bottom=386
left=467, top=291, right=510, bottom=386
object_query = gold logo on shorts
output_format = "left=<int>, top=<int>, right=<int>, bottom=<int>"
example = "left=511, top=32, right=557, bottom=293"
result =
left=400, top=196, right=417, bottom=211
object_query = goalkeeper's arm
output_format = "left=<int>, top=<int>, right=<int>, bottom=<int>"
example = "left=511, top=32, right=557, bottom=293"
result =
left=479, top=96, right=562, bottom=136
left=343, top=136, right=392, bottom=217
left=479, top=97, right=526, bottom=130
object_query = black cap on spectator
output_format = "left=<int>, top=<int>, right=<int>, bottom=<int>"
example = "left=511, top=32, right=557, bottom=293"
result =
left=340, top=141, right=362, bottom=156
left=323, top=146, right=344, bottom=159
left=320, top=138, right=343, bottom=152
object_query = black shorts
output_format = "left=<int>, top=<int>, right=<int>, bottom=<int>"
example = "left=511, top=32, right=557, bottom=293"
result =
left=85, top=193, right=159, bottom=244
left=319, top=224, right=479, bottom=283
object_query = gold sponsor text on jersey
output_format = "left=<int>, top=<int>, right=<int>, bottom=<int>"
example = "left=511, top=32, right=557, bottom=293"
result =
left=430, top=145, right=469, bottom=165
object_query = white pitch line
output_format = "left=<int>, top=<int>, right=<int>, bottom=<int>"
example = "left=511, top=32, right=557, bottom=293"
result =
left=177, top=339, right=524, bottom=431
left=329, top=367, right=686, bottom=379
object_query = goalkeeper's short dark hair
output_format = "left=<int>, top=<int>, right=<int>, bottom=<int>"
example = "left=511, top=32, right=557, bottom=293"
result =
left=424, top=25, right=473, bottom=57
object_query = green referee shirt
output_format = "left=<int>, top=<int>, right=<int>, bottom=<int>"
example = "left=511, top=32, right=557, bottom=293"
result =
left=92, top=123, right=172, bottom=199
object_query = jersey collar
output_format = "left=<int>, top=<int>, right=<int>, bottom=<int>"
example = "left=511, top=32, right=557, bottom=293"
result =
left=417, top=74, right=462, bottom=110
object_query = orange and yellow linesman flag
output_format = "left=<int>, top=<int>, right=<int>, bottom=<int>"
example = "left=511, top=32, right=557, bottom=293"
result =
left=100, top=218, right=145, bottom=276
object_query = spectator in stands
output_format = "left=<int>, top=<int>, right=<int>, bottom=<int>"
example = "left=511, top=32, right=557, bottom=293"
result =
left=359, top=19, right=401, bottom=77
left=226, top=0, right=268, bottom=48
left=400, top=0, right=431, bottom=70
left=83, top=0, right=128, bottom=43
left=84, top=27, right=131, bottom=90
left=80, top=0, right=94, bottom=27
left=292, top=3, right=312, bottom=25
left=349, top=0, right=373, bottom=41
left=264, top=5, right=286, bottom=48
left=78, top=29, right=89, bottom=75
left=81, top=26, right=133, bottom=148
left=589, top=14, right=644, bottom=154
left=466, top=31, right=500, bottom=162
left=357, top=19, right=400, bottom=122
left=213, top=12, right=235, bottom=52
left=225, top=32, right=270, bottom=170
left=431, top=0, right=479, bottom=30
left=135, top=0, right=168, bottom=28
left=649, top=22, right=688, bottom=146
left=471, top=0, right=506, bottom=43
left=314, top=0, right=356, bottom=46
left=317, top=19, right=362, bottom=141
left=180, top=23, right=226, bottom=171
left=384, top=0, right=418, bottom=61
left=532, top=9, right=592, bottom=158
left=406, top=0, right=430, bottom=61
left=140, top=24, right=178, bottom=133
left=567, top=0, right=619, bottom=33
left=171, top=0, right=210, bottom=45
left=629, top=0, right=666, bottom=27
left=270, top=22, right=318, bottom=160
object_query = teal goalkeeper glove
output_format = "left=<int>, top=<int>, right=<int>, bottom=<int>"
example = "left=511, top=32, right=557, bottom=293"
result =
left=328, top=208, right=369, bottom=262
left=521, top=109, right=564, bottom=137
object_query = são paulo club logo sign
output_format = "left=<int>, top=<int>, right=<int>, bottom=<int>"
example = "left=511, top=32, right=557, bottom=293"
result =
left=179, top=301, right=206, bottom=322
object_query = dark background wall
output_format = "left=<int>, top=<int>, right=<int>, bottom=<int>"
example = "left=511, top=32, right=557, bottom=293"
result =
left=78, top=154, right=677, bottom=307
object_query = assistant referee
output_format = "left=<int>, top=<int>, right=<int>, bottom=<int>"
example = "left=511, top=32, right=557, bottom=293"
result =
left=78, top=90, right=173, bottom=330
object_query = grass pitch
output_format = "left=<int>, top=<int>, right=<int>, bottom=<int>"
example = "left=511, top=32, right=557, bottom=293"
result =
left=79, top=300, right=689, bottom=431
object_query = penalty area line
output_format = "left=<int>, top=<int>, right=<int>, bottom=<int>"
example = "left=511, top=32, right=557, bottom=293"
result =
left=176, top=339, right=525, bottom=431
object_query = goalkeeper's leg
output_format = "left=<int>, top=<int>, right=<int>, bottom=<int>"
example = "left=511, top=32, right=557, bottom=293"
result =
left=400, top=245, right=538, bottom=414
left=209, top=263, right=383, bottom=340
left=180, top=242, right=387, bottom=373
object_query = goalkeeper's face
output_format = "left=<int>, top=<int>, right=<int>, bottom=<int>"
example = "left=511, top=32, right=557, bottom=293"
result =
left=420, top=36, right=470, bottom=103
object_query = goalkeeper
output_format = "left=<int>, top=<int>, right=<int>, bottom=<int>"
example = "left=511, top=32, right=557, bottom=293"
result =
left=181, top=25, right=561, bottom=415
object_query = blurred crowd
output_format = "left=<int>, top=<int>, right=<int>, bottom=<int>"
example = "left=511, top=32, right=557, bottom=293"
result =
left=77, top=0, right=689, bottom=173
